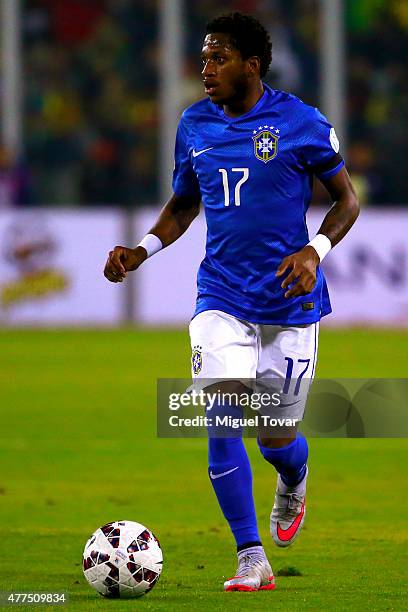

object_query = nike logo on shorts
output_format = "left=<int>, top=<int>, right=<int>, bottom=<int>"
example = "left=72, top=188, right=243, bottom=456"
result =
left=192, top=147, right=214, bottom=157
left=209, top=466, right=239, bottom=479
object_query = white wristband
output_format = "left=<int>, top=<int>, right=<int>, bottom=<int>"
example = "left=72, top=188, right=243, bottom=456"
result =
left=137, top=233, right=163, bottom=258
left=307, top=234, right=332, bottom=262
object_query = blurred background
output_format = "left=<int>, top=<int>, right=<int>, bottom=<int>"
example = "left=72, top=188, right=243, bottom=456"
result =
left=0, top=0, right=407, bottom=326
left=1, top=5, right=407, bottom=604
left=0, top=5, right=408, bottom=612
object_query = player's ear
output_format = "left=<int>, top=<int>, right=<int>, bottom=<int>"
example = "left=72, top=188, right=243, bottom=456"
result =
left=247, top=56, right=261, bottom=76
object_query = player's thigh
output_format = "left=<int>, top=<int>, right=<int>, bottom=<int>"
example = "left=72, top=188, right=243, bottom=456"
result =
left=256, top=322, right=319, bottom=426
left=188, top=310, right=257, bottom=381
left=257, top=322, right=319, bottom=380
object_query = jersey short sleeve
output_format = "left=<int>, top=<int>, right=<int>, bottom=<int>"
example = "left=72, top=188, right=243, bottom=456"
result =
left=300, top=108, right=344, bottom=180
left=172, top=114, right=201, bottom=199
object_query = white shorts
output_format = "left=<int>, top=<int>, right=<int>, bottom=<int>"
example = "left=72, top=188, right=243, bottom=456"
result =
left=189, top=309, right=319, bottom=420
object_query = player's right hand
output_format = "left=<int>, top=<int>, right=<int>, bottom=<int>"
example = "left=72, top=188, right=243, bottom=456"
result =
left=104, top=246, right=147, bottom=283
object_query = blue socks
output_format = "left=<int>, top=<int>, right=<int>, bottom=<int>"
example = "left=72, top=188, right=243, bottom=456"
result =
left=208, top=405, right=261, bottom=548
left=257, top=433, right=308, bottom=486
left=207, top=403, right=308, bottom=548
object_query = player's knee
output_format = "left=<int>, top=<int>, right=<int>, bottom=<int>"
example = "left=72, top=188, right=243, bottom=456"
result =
left=204, top=379, right=248, bottom=440
left=258, top=427, right=296, bottom=448
left=258, top=436, right=296, bottom=448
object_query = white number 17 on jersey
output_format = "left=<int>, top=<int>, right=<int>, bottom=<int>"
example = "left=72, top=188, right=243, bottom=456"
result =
left=219, top=168, right=249, bottom=206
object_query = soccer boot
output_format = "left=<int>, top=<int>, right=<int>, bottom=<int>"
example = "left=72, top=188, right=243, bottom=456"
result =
left=270, top=466, right=307, bottom=547
left=224, top=553, right=275, bottom=592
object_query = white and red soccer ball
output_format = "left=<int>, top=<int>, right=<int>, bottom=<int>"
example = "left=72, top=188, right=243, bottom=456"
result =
left=83, top=520, right=163, bottom=598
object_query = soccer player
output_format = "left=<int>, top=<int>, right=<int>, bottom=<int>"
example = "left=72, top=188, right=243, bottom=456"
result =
left=104, top=13, right=359, bottom=592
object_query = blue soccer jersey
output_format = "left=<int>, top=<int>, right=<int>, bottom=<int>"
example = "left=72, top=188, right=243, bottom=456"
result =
left=172, top=84, right=344, bottom=325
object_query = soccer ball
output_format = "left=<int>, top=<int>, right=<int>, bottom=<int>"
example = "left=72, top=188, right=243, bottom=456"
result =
left=83, top=520, right=163, bottom=598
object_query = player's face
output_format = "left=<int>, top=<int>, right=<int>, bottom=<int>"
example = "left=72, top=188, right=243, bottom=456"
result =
left=201, top=34, right=251, bottom=105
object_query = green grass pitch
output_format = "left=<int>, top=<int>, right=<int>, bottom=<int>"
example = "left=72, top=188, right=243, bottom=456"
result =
left=0, top=328, right=407, bottom=610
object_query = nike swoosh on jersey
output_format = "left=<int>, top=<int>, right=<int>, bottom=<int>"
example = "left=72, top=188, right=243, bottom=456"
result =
left=276, top=501, right=305, bottom=542
left=192, top=147, right=214, bottom=157
left=209, top=466, right=239, bottom=479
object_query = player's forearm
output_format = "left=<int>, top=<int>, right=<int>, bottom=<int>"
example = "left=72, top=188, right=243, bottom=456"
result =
left=317, top=168, right=360, bottom=247
left=146, top=193, right=200, bottom=248
left=317, top=195, right=359, bottom=247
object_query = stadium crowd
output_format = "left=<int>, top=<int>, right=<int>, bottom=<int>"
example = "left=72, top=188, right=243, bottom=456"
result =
left=1, top=0, right=406, bottom=207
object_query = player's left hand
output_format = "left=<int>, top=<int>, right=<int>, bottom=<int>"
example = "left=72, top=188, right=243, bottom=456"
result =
left=276, top=246, right=320, bottom=298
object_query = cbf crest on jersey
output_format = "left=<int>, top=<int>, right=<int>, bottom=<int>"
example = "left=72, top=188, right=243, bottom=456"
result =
left=192, top=345, right=202, bottom=375
left=252, top=125, right=280, bottom=163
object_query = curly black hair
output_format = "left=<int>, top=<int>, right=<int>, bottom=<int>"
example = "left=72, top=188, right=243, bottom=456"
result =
left=206, top=12, right=272, bottom=78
